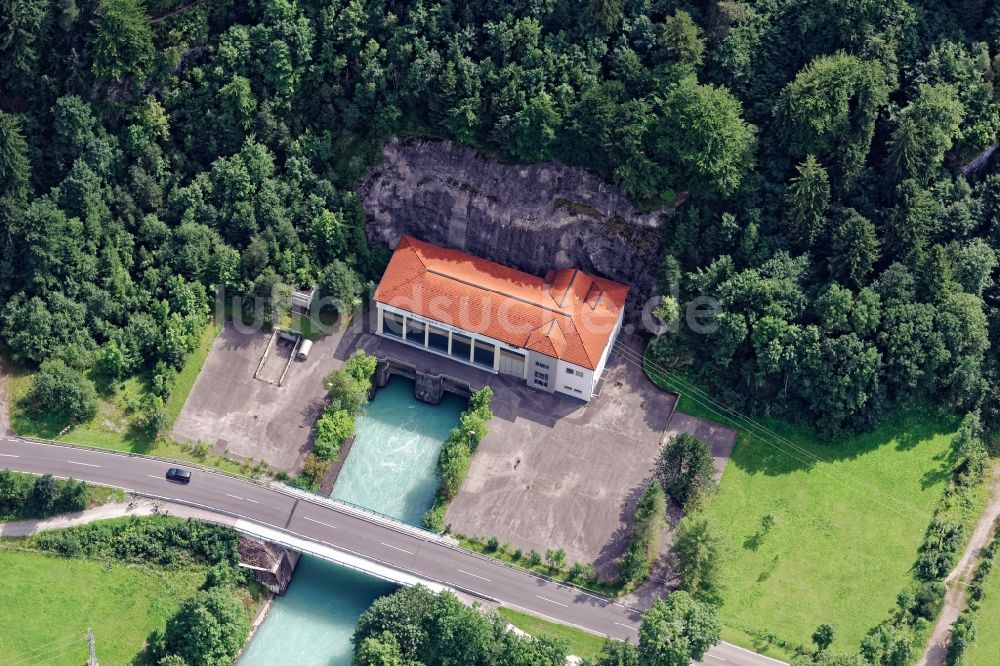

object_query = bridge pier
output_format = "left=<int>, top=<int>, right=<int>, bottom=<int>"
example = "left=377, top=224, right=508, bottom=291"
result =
left=238, top=536, right=301, bottom=595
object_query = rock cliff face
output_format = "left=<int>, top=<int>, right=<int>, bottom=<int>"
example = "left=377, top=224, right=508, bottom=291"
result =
left=360, top=138, right=668, bottom=314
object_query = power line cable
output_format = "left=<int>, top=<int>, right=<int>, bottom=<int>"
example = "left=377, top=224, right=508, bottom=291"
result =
left=614, top=339, right=933, bottom=521
left=6, top=634, right=83, bottom=666
left=611, top=340, right=934, bottom=525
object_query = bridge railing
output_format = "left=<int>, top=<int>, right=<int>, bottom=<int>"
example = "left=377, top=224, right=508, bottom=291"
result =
left=10, top=434, right=636, bottom=611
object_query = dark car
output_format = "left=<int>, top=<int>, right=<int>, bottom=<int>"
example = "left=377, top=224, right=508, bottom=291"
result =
left=165, top=467, right=192, bottom=484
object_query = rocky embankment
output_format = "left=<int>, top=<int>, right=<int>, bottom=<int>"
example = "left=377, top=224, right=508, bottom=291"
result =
left=360, top=138, right=671, bottom=315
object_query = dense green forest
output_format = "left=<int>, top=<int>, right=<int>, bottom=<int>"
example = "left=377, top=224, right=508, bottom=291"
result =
left=0, top=0, right=998, bottom=436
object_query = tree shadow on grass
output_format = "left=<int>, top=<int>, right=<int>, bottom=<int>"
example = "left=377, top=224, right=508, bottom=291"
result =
left=726, top=406, right=959, bottom=477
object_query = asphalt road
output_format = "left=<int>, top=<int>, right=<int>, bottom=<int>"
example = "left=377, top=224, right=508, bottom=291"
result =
left=0, top=436, right=783, bottom=666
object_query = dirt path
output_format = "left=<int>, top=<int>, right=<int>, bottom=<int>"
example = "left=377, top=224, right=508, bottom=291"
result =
left=917, top=463, right=1000, bottom=666
left=0, top=357, right=11, bottom=436
left=0, top=499, right=235, bottom=537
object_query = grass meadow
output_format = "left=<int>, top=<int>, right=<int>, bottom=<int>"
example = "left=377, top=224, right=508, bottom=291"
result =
left=0, top=548, right=208, bottom=665
left=699, top=410, right=964, bottom=657
left=963, top=544, right=1000, bottom=666
left=497, top=607, right=606, bottom=659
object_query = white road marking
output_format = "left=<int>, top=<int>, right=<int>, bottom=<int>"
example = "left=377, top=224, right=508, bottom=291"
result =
left=147, top=474, right=161, bottom=479
left=614, top=622, right=638, bottom=632
left=66, top=460, right=100, bottom=467
left=0, top=453, right=20, bottom=458
left=380, top=542, right=415, bottom=555
left=716, top=643, right=788, bottom=665
left=225, top=493, right=259, bottom=504
left=456, top=569, right=491, bottom=582
left=706, top=656, right=730, bottom=663
left=536, top=595, right=568, bottom=608
left=302, top=516, right=337, bottom=530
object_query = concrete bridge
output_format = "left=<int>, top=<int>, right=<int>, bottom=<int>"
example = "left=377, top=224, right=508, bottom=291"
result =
left=0, top=436, right=783, bottom=666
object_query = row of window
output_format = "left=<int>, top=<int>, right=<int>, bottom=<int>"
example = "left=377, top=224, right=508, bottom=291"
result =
left=383, top=311, right=496, bottom=368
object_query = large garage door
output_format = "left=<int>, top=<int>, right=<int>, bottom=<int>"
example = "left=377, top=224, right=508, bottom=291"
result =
left=498, top=349, right=525, bottom=378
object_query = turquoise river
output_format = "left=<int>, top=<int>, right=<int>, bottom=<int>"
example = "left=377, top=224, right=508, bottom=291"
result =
left=239, top=377, right=466, bottom=665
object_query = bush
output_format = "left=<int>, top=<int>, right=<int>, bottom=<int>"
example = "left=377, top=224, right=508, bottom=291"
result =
left=150, top=361, right=175, bottom=399
left=55, top=478, right=90, bottom=513
left=421, top=500, right=447, bottom=531
left=160, top=587, right=249, bottom=666
left=654, top=432, right=717, bottom=508
left=618, top=482, right=667, bottom=588
left=527, top=549, right=542, bottom=567
left=313, top=406, right=354, bottom=459
left=545, top=547, right=566, bottom=570
left=0, top=470, right=91, bottom=519
left=134, top=394, right=169, bottom=438
left=354, top=585, right=566, bottom=665
left=28, top=473, right=59, bottom=514
left=486, top=536, right=500, bottom=552
left=31, top=516, right=240, bottom=566
left=911, top=581, right=946, bottom=621
left=947, top=612, right=976, bottom=665
left=21, top=358, right=99, bottom=423
left=672, top=516, right=722, bottom=601
left=915, top=519, right=965, bottom=581
left=302, top=453, right=331, bottom=486
left=428, top=387, right=494, bottom=516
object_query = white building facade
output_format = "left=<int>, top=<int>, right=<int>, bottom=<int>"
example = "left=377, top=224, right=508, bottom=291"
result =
left=372, top=237, right=628, bottom=402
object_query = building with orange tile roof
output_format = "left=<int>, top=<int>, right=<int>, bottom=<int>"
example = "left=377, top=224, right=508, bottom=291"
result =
left=373, top=236, right=628, bottom=401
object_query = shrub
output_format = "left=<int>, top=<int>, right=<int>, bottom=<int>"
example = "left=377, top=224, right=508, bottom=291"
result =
left=545, top=548, right=566, bottom=570
left=0, top=469, right=32, bottom=515
left=430, top=387, right=493, bottom=509
left=947, top=612, right=976, bottom=665
left=313, top=407, right=354, bottom=459
left=654, top=432, right=717, bottom=508
left=21, top=358, right=99, bottom=423
left=618, top=482, right=666, bottom=588
left=302, top=453, right=331, bottom=485
left=950, top=412, right=988, bottom=486
left=421, top=500, right=447, bottom=531
left=134, top=394, right=169, bottom=438
left=28, top=473, right=59, bottom=514
left=345, top=349, right=377, bottom=384
left=527, top=549, right=542, bottom=567
left=150, top=361, right=175, bottom=399
left=160, top=587, right=250, bottom=666
left=672, top=515, right=722, bottom=601
left=486, top=536, right=500, bottom=552
left=912, top=581, right=946, bottom=621
left=55, top=477, right=90, bottom=513
left=32, top=516, right=240, bottom=566
left=915, top=520, right=965, bottom=581
left=1, top=470, right=90, bottom=519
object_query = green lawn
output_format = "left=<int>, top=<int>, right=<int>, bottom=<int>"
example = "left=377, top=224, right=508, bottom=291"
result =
left=700, top=410, right=961, bottom=657
left=164, top=322, right=220, bottom=424
left=6, top=323, right=259, bottom=475
left=497, top=607, right=606, bottom=659
left=0, top=548, right=208, bottom=665
left=11, top=323, right=219, bottom=453
left=964, top=544, right=1000, bottom=666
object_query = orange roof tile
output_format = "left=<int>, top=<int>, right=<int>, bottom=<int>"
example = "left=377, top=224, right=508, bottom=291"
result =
left=374, top=236, right=628, bottom=370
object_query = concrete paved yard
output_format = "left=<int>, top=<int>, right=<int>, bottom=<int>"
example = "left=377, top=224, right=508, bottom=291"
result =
left=444, top=349, right=689, bottom=575
left=172, top=323, right=342, bottom=471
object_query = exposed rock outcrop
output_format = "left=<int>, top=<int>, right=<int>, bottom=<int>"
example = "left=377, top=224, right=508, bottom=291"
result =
left=360, top=138, right=669, bottom=316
